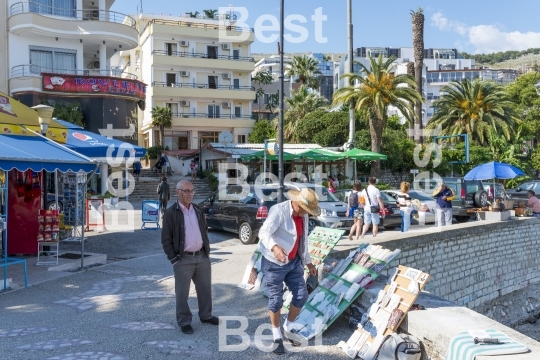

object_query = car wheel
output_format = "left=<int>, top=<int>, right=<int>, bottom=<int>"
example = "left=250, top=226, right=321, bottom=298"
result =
left=474, top=190, right=488, bottom=207
left=384, top=225, right=398, bottom=230
left=238, top=222, right=256, bottom=245
left=455, top=216, right=469, bottom=223
left=308, top=219, right=318, bottom=234
left=46, top=201, right=63, bottom=212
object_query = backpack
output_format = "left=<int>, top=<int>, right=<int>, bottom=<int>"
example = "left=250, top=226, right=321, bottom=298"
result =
left=349, top=191, right=359, bottom=207
left=376, top=333, right=421, bottom=360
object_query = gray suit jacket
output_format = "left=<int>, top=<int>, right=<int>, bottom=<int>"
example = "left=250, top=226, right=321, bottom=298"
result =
left=157, top=181, right=170, bottom=201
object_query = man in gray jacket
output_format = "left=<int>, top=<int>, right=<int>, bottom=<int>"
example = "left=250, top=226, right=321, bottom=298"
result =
left=259, top=187, right=319, bottom=354
left=157, top=176, right=170, bottom=214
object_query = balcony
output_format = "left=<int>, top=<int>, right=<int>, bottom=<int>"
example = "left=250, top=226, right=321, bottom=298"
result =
left=152, top=82, right=256, bottom=101
left=152, top=50, right=255, bottom=72
left=170, top=112, right=255, bottom=128
left=8, top=1, right=138, bottom=48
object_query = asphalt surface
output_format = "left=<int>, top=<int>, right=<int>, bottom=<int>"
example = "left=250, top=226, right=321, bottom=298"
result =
left=0, top=199, right=357, bottom=359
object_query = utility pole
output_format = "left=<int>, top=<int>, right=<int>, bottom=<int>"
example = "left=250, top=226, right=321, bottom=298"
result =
left=278, top=0, right=285, bottom=203
left=345, top=0, right=355, bottom=151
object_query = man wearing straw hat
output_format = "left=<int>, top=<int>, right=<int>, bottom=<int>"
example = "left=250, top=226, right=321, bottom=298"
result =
left=259, top=187, right=319, bottom=355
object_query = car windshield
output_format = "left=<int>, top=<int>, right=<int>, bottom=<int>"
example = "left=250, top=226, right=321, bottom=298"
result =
left=409, top=191, right=434, bottom=201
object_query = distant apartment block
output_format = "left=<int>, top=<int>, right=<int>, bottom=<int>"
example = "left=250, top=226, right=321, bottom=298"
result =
left=118, top=13, right=256, bottom=150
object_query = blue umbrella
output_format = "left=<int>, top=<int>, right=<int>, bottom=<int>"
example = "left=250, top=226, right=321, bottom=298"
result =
left=464, top=161, right=525, bottom=180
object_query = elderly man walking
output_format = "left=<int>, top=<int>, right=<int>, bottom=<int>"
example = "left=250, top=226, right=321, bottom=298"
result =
left=259, top=187, right=319, bottom=355
left=433, top=182, right=455, bottom=226
left=161, top=180, right=219, bottom=335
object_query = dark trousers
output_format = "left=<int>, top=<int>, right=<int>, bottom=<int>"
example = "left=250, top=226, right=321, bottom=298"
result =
left=160, top=200, right=168, bottom=213
left=173, top=251, right=213, bottom=326
left=262, top=256, right=308, bottom=313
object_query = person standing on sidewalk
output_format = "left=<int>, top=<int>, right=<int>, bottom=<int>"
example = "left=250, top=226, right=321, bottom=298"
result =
left=157, top=177, right=170, bottom=214
left=433, top=182, right=455, bottom=226
left=259, top=187, right=319, bottom=355
left=398, top=181, right=413, bottom=232
left=190, top=160, right=198, bottom=181
left=347, top=182, right=364, bottom=240
left=161, top=180, right=219, bottom=335
left=359, top=177, right=385, bottom=238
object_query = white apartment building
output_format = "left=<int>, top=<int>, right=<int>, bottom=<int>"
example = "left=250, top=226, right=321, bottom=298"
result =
left=3, top=0, right=141, bottom=138
left=116, top=13, right=256, bottom=150
left=252, top=55, right=293, bottom=81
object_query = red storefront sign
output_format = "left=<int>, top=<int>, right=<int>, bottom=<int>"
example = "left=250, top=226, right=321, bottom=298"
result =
left=42, top=73, right=146, bottom=100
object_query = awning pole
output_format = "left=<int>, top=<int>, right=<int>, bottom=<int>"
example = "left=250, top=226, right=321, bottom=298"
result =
left=54, top=169, right=59, bottom=210
left=81, top=167, right=98, bottom=269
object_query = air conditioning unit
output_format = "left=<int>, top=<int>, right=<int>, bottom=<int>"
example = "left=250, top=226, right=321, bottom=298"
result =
left=222, top=102, right=230, bottom=108
left=180, top=101, right=190, bottom=107
left=180, top=40, right=189, bottom=47
left=222, top=44, right=230, bottom=50
left=180, top=71, right=190, bottom=77
left=222, top=73, right=230, bottom=80
left=91, top=61, right=100, bottom=69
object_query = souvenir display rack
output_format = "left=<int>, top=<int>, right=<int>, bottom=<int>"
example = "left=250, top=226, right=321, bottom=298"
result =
left=36, top=209, right=60, bottom=266
left=289, top=244, right=402, bottom=342
left=340, top=265, right=430, bottom=359
left=238, top=227, right=345, bottom=292
left=62, top=172, right=87, bottom=242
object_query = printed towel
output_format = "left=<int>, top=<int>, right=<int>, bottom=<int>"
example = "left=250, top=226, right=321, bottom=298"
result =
left=446, top=329, right=529, bottom=360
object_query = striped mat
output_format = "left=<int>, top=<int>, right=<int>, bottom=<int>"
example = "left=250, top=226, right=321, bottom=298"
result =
left=446, top=329, right=529, bottom=360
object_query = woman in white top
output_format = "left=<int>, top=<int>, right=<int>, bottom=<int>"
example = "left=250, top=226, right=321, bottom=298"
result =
left=397, top=182, right=413, bottom=232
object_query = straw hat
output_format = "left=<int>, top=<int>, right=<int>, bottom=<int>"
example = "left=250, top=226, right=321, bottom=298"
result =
left=287, top=188, right=321, bottom=216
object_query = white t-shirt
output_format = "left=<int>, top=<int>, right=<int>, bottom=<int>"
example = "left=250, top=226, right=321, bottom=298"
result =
left=361, top=185, right=381, bottom=211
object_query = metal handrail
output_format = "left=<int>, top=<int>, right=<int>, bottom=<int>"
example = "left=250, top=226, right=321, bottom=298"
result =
left=10, top=65, right=138, bottom=80
left=152, top=81, right=254, bottom=91
left=141, top=18, right=254, bottom=36
left=9, top=1, right=136, bottom=28
left=171, top=112, right=255, bottom=120
left=152, top=50, right=254, bottom=62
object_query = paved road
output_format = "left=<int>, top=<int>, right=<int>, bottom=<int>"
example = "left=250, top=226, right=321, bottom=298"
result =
left=0, top=202, right=356, bottom=359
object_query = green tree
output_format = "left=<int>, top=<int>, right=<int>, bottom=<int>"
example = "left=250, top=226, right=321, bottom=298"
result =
left=248, top=120, right=276, bottom=143
left=278, top=85, right=327, bottom=143
left=332, top=55, right=422, bottom=177
left=506, top=72, right=540, bottom=145
left=285, top=55, right=322, bottom=89
left=150, top=106, right=172, bottom=147
left=186, top=11, right=199, bottom=18
left=46, top=101, right=84, bottom=127
left=427, top=78, right=518, bottom=145
left=296, top=110, right=354, bottom=146
left=203, top=9, right=217, bottom=18
left=251, top=71, right=273, bottom=116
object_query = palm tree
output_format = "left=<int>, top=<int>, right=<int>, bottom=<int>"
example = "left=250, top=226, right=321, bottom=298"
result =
left=411, top=7, right=425, bottom=143
left=332, top=55, right=423, bottom=176
left=276, top=85, right=327, bottom=143
left=186, top=11, right=199, bottom=18
left=285, top=55, right=322, bottom=89
left=426, top=78, right=518, bottom=145
left=252, top=71, right=274, bottom=116
left=151, top=106, right=173, bottom=148
left=203, top=9, right=217, bottom=19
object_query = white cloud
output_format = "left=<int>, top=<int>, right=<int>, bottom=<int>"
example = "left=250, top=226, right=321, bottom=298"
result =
left=430, top=12, right=540, bottom=54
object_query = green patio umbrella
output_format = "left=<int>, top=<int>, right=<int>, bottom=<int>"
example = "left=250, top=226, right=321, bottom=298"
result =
left=297, top=149, right=344, bottom=161
left=240, top=150, right=298, bottom=161
left=340, top=148, right=387, bottom=161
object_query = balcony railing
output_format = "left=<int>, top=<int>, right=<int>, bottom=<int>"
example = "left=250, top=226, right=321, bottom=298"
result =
left=10, top=1, right=136, bottom=28
left=141, top=18, right=254, bottom=35
left=171, top=112, right=255, bottom=120
left=152, top=50, right=255, bottom=62
left=152, top=81, right=254, bottom=91
left=11, top=65, right=138, bottom=80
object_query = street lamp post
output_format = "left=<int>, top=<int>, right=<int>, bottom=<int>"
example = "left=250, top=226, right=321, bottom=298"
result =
left=278, top=0, right=285, bottom=203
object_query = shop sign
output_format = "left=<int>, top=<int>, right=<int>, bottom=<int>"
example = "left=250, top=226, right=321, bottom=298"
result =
left=42, top=73, right=147, bottom=100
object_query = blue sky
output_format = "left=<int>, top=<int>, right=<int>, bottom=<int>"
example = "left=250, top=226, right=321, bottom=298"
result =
left=112, top=0, right=540, bottom=54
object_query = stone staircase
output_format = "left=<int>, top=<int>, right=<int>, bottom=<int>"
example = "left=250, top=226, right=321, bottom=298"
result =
left=119, top=170, right=214, bottom=200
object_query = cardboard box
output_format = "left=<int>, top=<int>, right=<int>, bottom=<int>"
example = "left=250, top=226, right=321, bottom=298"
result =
left=502, top=200, right=514, bottom=209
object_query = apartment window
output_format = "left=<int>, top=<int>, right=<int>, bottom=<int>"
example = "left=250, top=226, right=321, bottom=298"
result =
left=143, top=133, right=149, bottom=149
left=208, top=75, right=218, bottom=89
left=237, top=135, right=246, bottom=144
left=233, top=49, right=240, bottom=60
left=165, top=43, right=177, bottom=55
left=30, top=0, right=76, bottom=17
left=164, top=131, right=189, bottom=150
left=199, top=131, right=220, bottom=145
left=234, top=106, right=242, bottom=118
left=207, top=46, right=218, bottom=59
left=233, top=79, right=240, bottom=89
left=166, top=73, right=177, bottom=87
left=253, top=96, right=258, bottom=104
left=29, top=46, right=76, bottom=74
left=165, top=103, right=178, bottom=116
left=207, top=105, right=220, bottom=118
left=263, top=94, right=269, bottom=104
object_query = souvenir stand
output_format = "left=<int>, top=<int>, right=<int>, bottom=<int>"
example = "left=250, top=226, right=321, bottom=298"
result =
left=340, top=265, right=430, bottom=359
left=36, top=209, right=60, bottom=265
left=289, top=244, right=401, bottom=341
left=238, top=227, right=345, bottom=293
